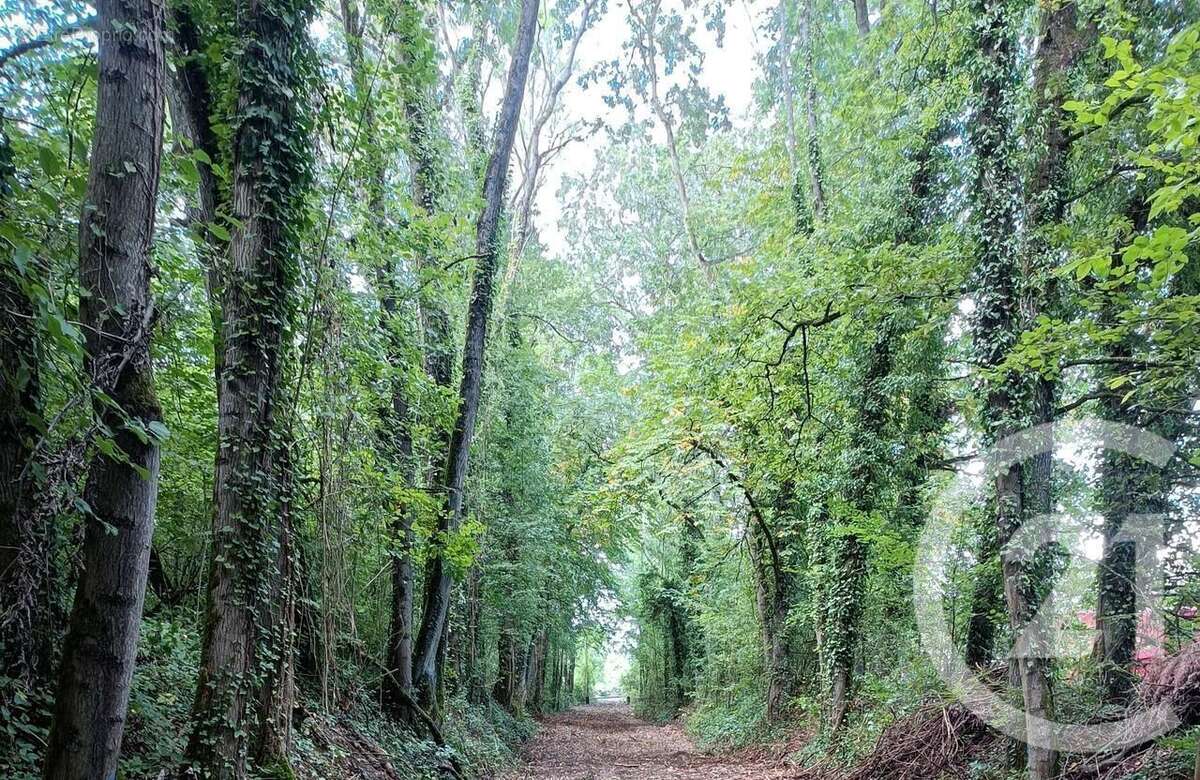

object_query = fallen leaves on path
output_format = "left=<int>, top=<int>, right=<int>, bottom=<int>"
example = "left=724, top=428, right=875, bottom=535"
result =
left=501, top=702, right=795, bottom=779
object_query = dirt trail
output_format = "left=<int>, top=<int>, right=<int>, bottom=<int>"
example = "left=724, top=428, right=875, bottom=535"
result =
left=501, top=701, right=794, bottom=779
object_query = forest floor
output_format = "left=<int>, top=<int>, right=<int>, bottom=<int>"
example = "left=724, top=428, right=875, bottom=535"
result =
left=499, top=701, right=796, bottom=779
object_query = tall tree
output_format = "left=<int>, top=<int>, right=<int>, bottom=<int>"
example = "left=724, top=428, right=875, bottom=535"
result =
left=800, top=0, right=826, bottom=220
left=627, top=0, right=709, bottom=267
left=336, top=0, right=424, bottom=721
left=411, top=0, right=540, bottom=719
left=967, top=0, right=1058, bottom=775
left=182, top=0, right=315, bottom=771
left=41, top=0, right=167, bottom=772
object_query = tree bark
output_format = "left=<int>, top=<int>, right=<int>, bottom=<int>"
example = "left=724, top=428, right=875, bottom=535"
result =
left=462, top=563, right=485, bottom=703
left=750, top=533, right=791, bottom=723
left=254, top=437, right=299, bottom=768
left=410, top=0, right=539, bottom=721
left=494, top=628, right=527, bottom=710
left=396, top=0, right=455, bottom=402
left=183, top=0, right=314, bottom=772
left=528, top=630, right=548, bottom=712
left=42, top=0, right=166, bottom=773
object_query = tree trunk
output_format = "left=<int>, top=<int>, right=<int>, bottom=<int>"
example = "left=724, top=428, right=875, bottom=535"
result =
left=410, top=0, right=539, bottom=721
left=530, top=630, right=550, bottom=712
left=183, top=0, right=314, bottom=772
left=254, top=437, right=298, bottom=769
left=463, top=563, right=485, bottom=703
left=852, top=0, right=870, bottom=36
left=968, top=0, right=1058, bottom=774
left=628, top=0, right=708, bottom=267
left=1095, top=195, right=1153, bottom=704
left=746, top=513, right=791, bottom=722
left=494, top=628, right=525, bottom=710
left=800, top=0, right=826, bottom=220
left=566, top=651, right=576, bottom=703
left=776, top=2, right=811, bottom=233
left=396, top=0, right=455, bottom=402
left=829, top=325, right=896, bottom=730
left=166, top=5, right=225, bottom=362
left=41, top=0, right=166, bottom=773
left=964, top=505, right=1002, bottom=668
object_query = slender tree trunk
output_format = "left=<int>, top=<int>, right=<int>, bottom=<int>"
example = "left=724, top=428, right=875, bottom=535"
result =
left=852, top=0, right=870, bottom=36
left=800, top=0, right=826, bottom=220
left=532, top=630, right=550, bottom=712
left=463, top=563, right=485, bottom=703
left=629, top=0, right=708, bottom=267
left=566, top=651, right=576, bottom=703
left=828, top=327, right=894, bottom=730
left=341, top=0, right=424, bottom=722
left=41, top=0, right=166, bottom=773
left=494, top=628, right=524, bottom=709
left=410, top=0, right=539, bottom=720
left=397, top=0, right=454, bottom=401
left=777, top=2, right=811, bottom=233
left=965, top=505, right=1002, bottom=668
left=166, top=6, right=224, bottom=361
left=183, top=0, right=314, bottom=772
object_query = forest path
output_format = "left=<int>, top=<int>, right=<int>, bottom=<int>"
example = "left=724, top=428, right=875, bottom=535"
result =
left=500, top=701, right=795, bottom=779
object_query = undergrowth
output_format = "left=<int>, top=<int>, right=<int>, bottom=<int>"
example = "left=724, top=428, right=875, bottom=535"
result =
left=1, top=614, right=535, bottom=779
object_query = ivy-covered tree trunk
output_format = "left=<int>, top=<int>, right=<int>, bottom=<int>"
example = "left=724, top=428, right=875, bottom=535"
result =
left=968, top=0, right=1057, bottom=776
left=828, top=327, right=894, bottom=731
left=410, top=0, right=539, bottom=720
left=396, top=0, right=455, bottom=400
left=1006, top=3, right=1092, bottom=769
left=254, top=435, right=299, bottom=768
left=41, top=0, right=166, bottom=773
left=182, top=0, right=314, bottom=772
left=742, top=495, right=791, bottom=722
left=1094, top=193, right=1155, bottom=704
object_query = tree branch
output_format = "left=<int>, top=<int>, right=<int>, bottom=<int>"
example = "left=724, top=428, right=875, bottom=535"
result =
left=0, top=17, right=97, bottom=73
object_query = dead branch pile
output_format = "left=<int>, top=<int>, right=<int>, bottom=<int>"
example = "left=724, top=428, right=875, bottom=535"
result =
left=835, top=702, right=993, bottom=780
left=1140, top=640, right=1200, bottom=727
